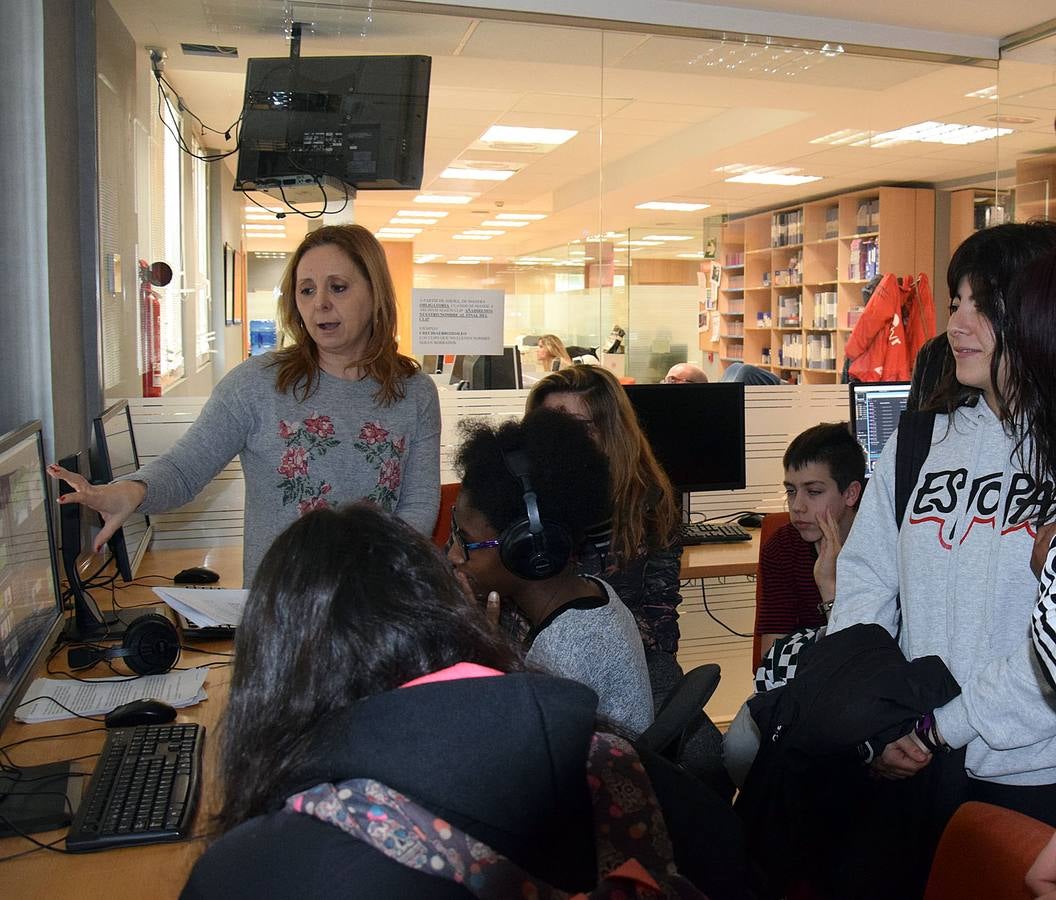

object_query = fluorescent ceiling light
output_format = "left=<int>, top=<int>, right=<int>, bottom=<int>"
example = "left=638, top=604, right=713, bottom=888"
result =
left=447, top=259, right=482, bottom=265
left=453, top=234, right=494, bottom=240
left=440, top=167, right=516, bottom=181
left=677, top=252, right=707, bottom=258
left=390, top=217, right=438, bottom=225
left=493, top=213, right=547, bottom=221
left=717, top=164, right=822, bottom=186
left=457, top=256, right=493, bottom=262
left=965, top=85, right=999, bottom=100
left=462, top=229, right=505, bottom=236
left=810, top=129, right=875, bottom=146
left=398, top=209, right=448, bottom=218
left=245, top=212, right=283, bottom=222
left=414, top=254, right=442, bottom=264
left=243, top=233, right=286, bottom=239
left=480, top=125, right=576, bottom=146
left=481, top=219, right=527, bottom=228
left=868, top=121, right=1012, bottom=147
left=414, top=194, right=474, bottom=205
left=635, top=201, right=710, bottom=212
left=244, top=223, right=286, bottom=231
left=642, top=234, right=695, bottom=242
left=244, top=205, right=283, bottom=214
left=616, top=240, right=661, bottom=247
left=514, top=257, right=554, bottom=264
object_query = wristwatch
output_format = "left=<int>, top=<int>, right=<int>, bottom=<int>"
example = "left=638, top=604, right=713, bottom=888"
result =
left=817, top=599, right=835, bottom=619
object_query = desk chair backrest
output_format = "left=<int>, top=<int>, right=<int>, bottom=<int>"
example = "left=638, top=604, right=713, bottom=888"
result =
left=638, top=663, right=721, bottom=762
left=431, top=482, right=462, bottom=549
left=751, top=512, right=791, bottom=670
left=924, top=801, right=1053, bottom=900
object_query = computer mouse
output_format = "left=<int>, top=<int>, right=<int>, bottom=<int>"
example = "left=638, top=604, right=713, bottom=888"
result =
left=737, top=513, right=765, bottom=529
left=173, top=566, right=220, bottom=585
left=105, top=698, right=178, bottom=729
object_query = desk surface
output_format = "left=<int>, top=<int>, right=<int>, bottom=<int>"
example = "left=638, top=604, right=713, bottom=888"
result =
left=0, top=547, right=239, bottom=899
left=679, top=531, right=760, bottom=579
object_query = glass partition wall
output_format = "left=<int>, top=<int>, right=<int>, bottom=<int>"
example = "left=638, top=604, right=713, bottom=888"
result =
left=106, top=2, right=1056, bottom=387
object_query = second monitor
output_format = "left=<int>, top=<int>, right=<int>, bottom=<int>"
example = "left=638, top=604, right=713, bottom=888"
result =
left=623, top=382, right=746, bottom=494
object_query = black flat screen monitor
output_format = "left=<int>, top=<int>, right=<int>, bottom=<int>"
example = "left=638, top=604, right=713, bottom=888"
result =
left=849, top=381, right=911, bottom=478
left=623, top=383, right=746, bottom=493
left=235, top=55, right=431, bottom=196
left=0, top=421, right=73, bottom=835
left=92, top=401, right=152, bottom=582
left=449, top=348, right=523, bottom=390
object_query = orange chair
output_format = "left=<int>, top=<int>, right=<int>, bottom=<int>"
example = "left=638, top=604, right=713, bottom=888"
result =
left=431, top=482, right=461, bottom=549
left=751, top=511, right=791, bottom=670
left=923, top=801, right=1054, bottom=900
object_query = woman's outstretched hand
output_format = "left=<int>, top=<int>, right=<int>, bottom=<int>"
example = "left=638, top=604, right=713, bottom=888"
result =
left=47, top=464, right=146, bottom=552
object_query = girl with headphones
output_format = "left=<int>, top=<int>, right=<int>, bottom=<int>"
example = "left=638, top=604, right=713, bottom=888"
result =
left=448, top=408, right=653, bottom=737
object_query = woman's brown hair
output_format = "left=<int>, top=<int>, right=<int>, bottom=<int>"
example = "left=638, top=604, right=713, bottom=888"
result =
left=526, top=365, right=678, bottom=560
left=271, top=224, right=418, bottom=406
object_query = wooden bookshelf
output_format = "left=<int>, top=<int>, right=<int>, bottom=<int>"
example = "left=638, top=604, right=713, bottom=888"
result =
left=717, top=186, right=934, bottom=383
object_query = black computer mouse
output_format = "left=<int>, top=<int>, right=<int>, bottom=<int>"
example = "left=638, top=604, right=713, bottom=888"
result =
left=105, top=698, right=178, bottom=729
left=737, top=513, right=765, bottom=529
left=173, top=566, right=220, bottom=584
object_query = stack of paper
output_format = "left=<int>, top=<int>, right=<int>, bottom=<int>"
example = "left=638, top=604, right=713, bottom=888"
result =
left=153, top=587, right=248, bottom=627
left=16, top=668, right=209, bottom=724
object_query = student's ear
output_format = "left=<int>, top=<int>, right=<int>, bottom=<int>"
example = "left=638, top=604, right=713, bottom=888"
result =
left=842, top=479, right=863, bottom=508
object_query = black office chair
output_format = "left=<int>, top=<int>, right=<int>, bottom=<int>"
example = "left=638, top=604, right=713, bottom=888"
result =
left=639, top=663, right=721, bottom=761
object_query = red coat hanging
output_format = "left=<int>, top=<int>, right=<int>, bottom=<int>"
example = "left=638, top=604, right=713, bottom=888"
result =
left=845, top=272, right=934, bottom=383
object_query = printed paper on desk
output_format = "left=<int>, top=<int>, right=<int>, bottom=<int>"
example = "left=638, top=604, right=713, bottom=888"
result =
left=16, top=668, right=209, bottom=723
left=153, top=587, right=248, bottom=627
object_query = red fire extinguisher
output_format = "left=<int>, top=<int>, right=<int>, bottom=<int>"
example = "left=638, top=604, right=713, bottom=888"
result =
left=138, top=259, right=168, bottom=397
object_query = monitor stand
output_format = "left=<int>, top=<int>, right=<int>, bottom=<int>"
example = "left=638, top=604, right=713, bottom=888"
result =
left=65, top=603, right=167, bottom=643
left=0, top=760, right=85, bottom=837
left=680, top=491, right=693, bottom=524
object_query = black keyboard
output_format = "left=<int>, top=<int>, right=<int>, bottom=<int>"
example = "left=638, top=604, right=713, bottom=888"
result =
left=678, top=522, right=753, bottom=545
left=66, top=722, right=204, bottom=852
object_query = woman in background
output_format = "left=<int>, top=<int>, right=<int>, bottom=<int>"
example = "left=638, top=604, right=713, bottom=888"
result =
left=50, top=225, right=440, bottom=585
left=535, top=334, right=574, bottom=372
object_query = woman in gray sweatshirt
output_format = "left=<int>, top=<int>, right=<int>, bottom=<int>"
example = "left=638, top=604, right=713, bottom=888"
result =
left=830, top=222, right=1056, bottom=825
left=50, top=225, right=441, bottom=586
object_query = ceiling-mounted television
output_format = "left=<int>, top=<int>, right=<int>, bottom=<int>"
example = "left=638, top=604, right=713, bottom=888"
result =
left=235, top=54, right=431, bottom=202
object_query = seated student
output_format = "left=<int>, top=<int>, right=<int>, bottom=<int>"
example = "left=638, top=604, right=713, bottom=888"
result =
left=180, top=503, right=729, bottom=899
left=755, top=422, right=866, bottom=661
left=449, top=408, right=654, bottom=736
left=724, top=423, right=865, bottom=787
left=720, top=361, right=783, bottom=385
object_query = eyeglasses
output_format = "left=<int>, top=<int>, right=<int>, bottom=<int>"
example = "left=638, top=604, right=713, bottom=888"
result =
left=449, top=506, right=500, bottom=560
left=662, top=375, right=687, bottom=384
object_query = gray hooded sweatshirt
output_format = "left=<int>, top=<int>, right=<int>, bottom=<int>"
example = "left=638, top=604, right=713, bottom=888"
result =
left=829, top=400, right=1056, bottom=785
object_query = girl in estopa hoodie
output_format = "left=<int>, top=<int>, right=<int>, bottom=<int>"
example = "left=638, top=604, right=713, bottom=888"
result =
left=829, top=222, right=1056, bottom=828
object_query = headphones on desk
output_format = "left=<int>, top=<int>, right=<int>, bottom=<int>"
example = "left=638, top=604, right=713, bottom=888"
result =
left=498, top=448, right=573, bottom=580
left=67, top=613, right=181, bottom=676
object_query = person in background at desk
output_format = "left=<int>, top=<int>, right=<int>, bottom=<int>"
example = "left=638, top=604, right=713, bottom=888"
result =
left=49, top=225, right=441, bottom=587
left=536, top=333, right=574, bottom=372
left=182, top=502, right=735, bottom=898
left=663, top=362, right=708, bottom=384
left=525, top=365, right=683, bottom=703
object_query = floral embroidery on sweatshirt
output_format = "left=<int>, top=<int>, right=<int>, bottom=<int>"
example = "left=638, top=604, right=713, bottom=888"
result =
left=353, top=422, right=406, bottom=510
left=276, top=412, right=339, bottom=514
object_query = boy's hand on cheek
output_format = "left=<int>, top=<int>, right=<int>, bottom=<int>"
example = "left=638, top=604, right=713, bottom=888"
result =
left=813, top=510, right=843, bottom=604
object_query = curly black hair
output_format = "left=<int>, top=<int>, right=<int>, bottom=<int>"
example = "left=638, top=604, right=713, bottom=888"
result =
left=454, top=407, right=611, bottom=543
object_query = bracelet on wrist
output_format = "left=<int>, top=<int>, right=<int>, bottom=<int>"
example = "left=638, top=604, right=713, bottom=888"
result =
left=913, top=712, right=949, bottom=754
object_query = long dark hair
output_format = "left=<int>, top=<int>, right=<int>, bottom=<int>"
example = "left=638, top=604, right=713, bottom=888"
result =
left=1005, top=248, right=1056, bottom=489
left=928, top=221, right=1056, bottom=419
left=525, top=366, right=678, bottom=558
left=271, top=224, right=418, bottom=405
left=217, top=502, right=522, bottom=831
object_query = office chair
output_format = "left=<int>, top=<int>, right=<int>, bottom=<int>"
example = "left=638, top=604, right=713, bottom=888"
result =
left=638, top=663, right=721, bottom=762
left=431, top=482, right=462, bottom=548
left=751, top=512, right=791, bottom=670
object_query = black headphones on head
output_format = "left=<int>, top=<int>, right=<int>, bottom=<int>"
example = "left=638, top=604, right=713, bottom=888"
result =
left=498, top=448, right=573, bottom=580
left=67, top=613, right=181, bottom=676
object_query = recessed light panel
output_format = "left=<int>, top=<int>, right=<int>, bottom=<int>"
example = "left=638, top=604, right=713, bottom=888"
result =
left=480, top=125, right=576, bottom=146
left=635, top=201, right=710, bottom=212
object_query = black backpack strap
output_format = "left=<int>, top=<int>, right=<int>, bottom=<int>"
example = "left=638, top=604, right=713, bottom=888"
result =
left=895, top=410, right=936, bottom=529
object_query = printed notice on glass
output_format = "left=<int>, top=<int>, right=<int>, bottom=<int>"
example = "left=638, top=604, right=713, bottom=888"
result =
left=412, top=289, right=504, bottom=355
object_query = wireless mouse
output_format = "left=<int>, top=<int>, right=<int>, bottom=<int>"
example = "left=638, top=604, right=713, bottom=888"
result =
left=104, top=698, right=178, bottom=729
left=173, top=566, right=220, bottom=584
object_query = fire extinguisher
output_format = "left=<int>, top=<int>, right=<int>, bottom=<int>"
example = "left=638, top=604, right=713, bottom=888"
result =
left=138, top=259, right=168, bottom=397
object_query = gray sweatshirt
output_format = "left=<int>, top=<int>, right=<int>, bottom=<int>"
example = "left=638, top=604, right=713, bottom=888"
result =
left=133, top=354, right=441, bottom=586
left=526, top=577, right=654, bottom=736
left=829, top=400, right=1056, bottom=785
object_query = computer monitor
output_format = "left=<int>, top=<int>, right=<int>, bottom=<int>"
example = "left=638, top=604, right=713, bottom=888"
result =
left=92, top=401, right=153, bottom=582
left=0, top=421, right=75, bottom=835
left=421, top=354, right=444, bottom=375
left=623, top=383, right=747, bottom=495
left=467, top=347, right=523, bottom=390
left=57, top=448, right=137, bottom=641
left=849, top=381, right=911, bottom=477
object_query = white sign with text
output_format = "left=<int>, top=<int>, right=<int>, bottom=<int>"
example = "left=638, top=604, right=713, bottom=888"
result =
left=412, top=288, right=504, bottom=355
